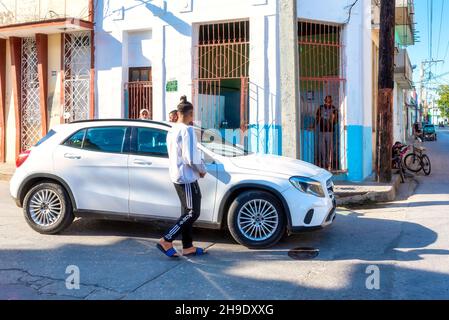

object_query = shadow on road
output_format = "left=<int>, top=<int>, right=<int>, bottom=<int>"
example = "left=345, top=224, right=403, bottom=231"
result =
left=54, top=211, right=449, bottom=263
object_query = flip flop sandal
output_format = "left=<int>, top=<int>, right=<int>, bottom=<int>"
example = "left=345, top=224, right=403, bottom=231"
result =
left=156, top=243, right=179, bottom=258
left=183, top=247, right=208, bottom=256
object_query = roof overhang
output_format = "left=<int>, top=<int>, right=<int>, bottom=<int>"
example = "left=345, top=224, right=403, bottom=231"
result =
left=0, top=18, right=93, bottom=38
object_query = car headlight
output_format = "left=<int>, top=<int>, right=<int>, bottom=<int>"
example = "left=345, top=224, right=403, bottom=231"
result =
left=289, top=176, right=325, bottom=198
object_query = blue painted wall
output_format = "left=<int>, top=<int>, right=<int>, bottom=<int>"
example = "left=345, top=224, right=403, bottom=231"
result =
left=344, top=125, right=373, bottom=182
left=220, top=124, right=373, bottom=182
left=220, top=124, right=282, bottom=156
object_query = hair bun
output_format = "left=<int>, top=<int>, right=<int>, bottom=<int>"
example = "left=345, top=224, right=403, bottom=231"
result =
left=180, top=95, right=187, bottom=103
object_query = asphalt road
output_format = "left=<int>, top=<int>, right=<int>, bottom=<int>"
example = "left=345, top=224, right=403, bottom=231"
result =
left=1, top=129, right=449, bottom=300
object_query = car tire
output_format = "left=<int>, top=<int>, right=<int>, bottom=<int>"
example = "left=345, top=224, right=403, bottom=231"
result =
left=23, top=182, right=74, bottom=234
left=227, top=190, right=286, bottom=249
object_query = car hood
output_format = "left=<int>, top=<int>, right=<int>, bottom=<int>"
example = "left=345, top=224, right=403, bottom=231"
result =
left=230, top=154, right=330, bottom=179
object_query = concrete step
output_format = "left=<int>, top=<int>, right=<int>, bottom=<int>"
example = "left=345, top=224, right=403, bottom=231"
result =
left=334, top=174, right=402, bottom=206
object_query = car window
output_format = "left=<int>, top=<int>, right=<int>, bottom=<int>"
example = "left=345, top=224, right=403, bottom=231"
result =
left=83, top=127, right=127, bottom=153
left=135, top=127, right=168, bottom=157
left=35, top=129, right=57, bottom=147
left=63, top=129, right=86, bottom=149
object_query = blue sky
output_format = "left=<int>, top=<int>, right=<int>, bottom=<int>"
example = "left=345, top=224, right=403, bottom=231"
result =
left=407, top=0, right=449, bottom=90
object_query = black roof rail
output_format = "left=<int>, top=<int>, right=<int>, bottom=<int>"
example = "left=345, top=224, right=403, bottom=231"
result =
left=69, top=118, right=171, bottom=128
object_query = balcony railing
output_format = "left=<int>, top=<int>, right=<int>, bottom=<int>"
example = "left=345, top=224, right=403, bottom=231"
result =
left=394, top=48, right=413, bottom=89
left=395, top=0, right=415, bottom=46
left=0, top=0, right=91, bottom=26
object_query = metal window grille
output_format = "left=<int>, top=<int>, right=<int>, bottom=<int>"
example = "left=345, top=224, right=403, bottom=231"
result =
left=298, top=21, right=347, bottom=172
left=193, top=20, right=250, bottom=131
left=20, top=37, right=41, bottom=151
left=63, top=31, right=91, bottom=123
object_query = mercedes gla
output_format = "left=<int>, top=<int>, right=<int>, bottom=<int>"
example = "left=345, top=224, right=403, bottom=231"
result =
left=10, top=119, right=336, bottom=248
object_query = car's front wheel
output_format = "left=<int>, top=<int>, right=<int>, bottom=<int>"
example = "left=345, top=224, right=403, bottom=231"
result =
left=227, top=190, right=286, bottom=248
left=23, top=182, right=74, bottom=234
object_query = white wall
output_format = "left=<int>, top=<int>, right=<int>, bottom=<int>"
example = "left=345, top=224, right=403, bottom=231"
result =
left=95, top=0, right=277, bottom=121
left=127, top=30, right=152, bottom=68
left=95, top=0, right=370, bottom=149
left=393, top=85, right=407, bottom=142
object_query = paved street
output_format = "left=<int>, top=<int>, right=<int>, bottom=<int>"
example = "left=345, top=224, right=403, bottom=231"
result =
left=1, top=130, right=449, bottom=300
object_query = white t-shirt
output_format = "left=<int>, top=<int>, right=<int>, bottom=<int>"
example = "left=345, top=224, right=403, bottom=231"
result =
left=167, top=123, right=207, bottom=184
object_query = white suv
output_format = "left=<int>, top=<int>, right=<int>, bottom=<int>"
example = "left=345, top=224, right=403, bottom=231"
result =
left=10, top=119, right=336, bottom=248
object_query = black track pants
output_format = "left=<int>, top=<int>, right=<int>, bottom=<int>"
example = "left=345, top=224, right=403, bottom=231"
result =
left=163, top=181, right=202, bottom=249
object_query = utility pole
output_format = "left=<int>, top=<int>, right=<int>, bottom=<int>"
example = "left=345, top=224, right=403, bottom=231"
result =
left=279, top=0, right=300, bottom=159
left=419, top=61, right=425, bottom=122
left=376, top=0, right=395, bottom=183
left=419, top=59, right=443, bottom=122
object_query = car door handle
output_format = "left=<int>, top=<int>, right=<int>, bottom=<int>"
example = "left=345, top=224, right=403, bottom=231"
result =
left=133, top=159, right=152, bottom=166
left=64, top=153, right=81, bottom=160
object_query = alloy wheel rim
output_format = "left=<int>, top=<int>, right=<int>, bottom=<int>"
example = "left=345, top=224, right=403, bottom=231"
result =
left=237, top=199, right=278, bottom=241
left=29, top=189, right=62, bottom=227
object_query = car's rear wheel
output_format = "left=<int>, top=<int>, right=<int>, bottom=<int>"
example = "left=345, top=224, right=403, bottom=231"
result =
left=227, top=190, right=286, bottom=248
left=23, top=182, right=74, bottom=234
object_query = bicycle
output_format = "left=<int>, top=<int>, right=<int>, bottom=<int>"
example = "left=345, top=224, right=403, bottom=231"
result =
left=404, top=144, right=431, bottom=176
left=392, top=142, right=409, bottom=183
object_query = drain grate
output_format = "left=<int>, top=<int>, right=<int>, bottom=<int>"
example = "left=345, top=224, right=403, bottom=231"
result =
left=288, top=247, right=319, bottom=260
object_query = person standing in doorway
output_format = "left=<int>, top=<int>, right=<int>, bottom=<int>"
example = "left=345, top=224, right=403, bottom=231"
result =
left=139, top=108, right=150, bottom=120
left=157, top=96, right=208, bottom=258
left=315, top=95, right=338, bottom=170
left=169, top=110, right=178, bottom=123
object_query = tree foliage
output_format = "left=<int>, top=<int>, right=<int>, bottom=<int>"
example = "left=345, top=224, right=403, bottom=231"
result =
left=437, top=85, right=449, bottom=119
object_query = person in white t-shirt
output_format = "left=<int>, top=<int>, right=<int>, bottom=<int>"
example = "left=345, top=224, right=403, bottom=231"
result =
left=156, top=96, right=208, bottom=258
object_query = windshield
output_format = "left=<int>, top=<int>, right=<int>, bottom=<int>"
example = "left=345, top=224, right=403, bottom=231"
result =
left=196, top=128, right=253, bottom=157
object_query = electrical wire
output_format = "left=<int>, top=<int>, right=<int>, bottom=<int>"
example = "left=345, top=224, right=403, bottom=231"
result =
left=436, top=0, right=445, bottom=60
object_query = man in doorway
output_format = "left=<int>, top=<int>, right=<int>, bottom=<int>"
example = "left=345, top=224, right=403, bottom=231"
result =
left=139, top=109, right=150, bottom=120
left=315, top=95, right=338, bottom=171
left=169, top=110, right=178, bottom=123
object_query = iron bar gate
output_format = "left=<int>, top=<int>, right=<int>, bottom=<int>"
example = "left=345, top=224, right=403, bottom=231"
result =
left=62, top=31, right=91, bottom=123
left=20, top=37, right=41, bottom=151
left=298, top=21, right=346, bottom=172
left=193, top=20, right=250, bottom=134
left=125, top=81, right=153, bottom=119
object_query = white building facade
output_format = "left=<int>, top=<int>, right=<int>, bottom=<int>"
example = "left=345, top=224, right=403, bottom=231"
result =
left=95, top=0, right=374, bottom=182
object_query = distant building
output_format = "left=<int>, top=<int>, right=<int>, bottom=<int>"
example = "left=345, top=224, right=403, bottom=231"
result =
left=0, top=0, right=94, bottom=163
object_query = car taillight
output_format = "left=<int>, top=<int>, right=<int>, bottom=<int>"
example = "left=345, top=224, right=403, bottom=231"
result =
left=16, top=150, right=31, bottom=168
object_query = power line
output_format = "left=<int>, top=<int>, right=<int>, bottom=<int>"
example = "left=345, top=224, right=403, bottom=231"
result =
left=427, top=0, right=431, bottom=59
left=436, top=0, right=445, bottom=59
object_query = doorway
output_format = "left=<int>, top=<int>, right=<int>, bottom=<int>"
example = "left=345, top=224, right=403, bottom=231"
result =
left=125, top=67, right=153, bottom=119
left=193, top=20, right=250, bottom=144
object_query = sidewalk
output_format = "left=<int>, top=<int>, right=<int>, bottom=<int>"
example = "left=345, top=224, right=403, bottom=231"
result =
left=0, top=163, right=15, bottom=182
left=334, top=174, right=416, bottom=206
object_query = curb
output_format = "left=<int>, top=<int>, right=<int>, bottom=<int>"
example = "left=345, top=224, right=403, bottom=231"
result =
left=335, top=174, right=402, bottom=206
